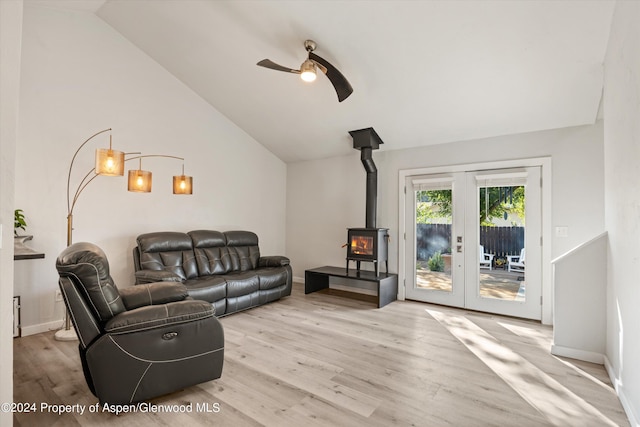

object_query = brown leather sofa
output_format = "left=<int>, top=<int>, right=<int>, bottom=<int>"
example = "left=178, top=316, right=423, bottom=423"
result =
left=56, top=242, right=224, bottom=405
left=133, top=230, right=292, bottom=316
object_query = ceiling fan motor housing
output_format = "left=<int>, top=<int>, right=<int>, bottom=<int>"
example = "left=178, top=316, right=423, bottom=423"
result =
left=304, top=40, right=317, bottom=52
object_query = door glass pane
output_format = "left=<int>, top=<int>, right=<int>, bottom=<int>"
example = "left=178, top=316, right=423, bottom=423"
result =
left=415, top=186, right=453, bottom=292
left=478, top=185, right=526, bottom=300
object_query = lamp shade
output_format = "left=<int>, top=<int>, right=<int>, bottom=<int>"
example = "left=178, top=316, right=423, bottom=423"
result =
left=96, top=148, right=125, bottom=176
left=173, top=174, right=193, bottom=195
left=127, top=169, right=152, bottom=193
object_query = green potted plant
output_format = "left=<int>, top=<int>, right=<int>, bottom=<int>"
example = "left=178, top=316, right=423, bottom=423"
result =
left=14, top=209, right=34, bottom=246
left=14, top=209, right=27, bottom=236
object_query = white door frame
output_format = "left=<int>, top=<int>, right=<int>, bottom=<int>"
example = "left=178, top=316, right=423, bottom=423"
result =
left=398, top=157, right=553, bottom=325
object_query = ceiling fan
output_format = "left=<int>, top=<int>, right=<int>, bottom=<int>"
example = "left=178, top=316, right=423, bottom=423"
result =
left=257, top=40, right=353, bottom=102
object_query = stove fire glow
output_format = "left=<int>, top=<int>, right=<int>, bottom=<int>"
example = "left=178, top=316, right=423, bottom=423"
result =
left=351, top=236, right=374, bottom=256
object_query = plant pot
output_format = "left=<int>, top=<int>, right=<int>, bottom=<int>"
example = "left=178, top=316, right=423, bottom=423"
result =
left=14, top=235, right=33, bottom=245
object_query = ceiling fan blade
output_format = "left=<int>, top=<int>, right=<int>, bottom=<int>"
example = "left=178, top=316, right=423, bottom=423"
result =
left=309, top=52, right=353, bottom=102
left=313, top=61, right=328, bottom=75
left=257, top=59, right=300, bottom=74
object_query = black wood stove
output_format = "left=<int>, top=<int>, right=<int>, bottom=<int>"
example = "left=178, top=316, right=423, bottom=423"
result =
left=346, top=227, right=389, bottom=275
left=346, top=128, right=389, bottom=275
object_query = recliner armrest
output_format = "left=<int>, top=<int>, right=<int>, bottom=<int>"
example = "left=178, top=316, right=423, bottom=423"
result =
left=120, top=282, right=189, bottom=310
left=135, top=269, right=182, bottom=284
left=259, top=256, right=290, bottom=267
left=104, top=300, right=214, bottom=333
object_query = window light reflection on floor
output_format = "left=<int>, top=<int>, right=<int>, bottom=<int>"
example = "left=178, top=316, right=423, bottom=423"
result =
left=498, top=321, right=617, bottom=394
left=427, top=309, right=618, bottom=427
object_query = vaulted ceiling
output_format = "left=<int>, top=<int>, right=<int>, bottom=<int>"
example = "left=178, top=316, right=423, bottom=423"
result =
left=29, top=0, right=615, bottom=162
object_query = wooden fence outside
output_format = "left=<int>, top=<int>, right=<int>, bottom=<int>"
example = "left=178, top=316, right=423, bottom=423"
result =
left=417, top=224, right=524, bottom=261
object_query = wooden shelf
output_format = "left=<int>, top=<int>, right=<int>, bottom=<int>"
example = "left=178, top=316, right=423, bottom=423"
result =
left=14, top=246, right=45, bottom=261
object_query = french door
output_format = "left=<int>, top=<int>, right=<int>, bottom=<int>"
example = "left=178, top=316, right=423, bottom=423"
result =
left=404, top=167, right=542, bottom=320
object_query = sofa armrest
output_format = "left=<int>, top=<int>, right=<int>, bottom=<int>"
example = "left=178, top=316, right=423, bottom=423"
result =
left=259, top=256, right=290, bottom=267
left=119, top=282, right=189, bottom=311
left=135, top=269, right=182, bottom=284
left=104, top=300, right=214, bottom=333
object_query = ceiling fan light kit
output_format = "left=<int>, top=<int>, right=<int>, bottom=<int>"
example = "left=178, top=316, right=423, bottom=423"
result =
left=257, top=39, right=353, bottom=102
left=300, top=59, right=317, bottom=82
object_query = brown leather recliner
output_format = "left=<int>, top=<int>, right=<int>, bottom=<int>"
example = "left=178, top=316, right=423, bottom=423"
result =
left=55, top=242, right=224, bottom=405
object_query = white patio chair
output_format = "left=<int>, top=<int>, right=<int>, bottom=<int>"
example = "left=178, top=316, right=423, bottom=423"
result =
left=479, top=245, right=494, bottom=270
left=507, top=248, right=525, bottom=273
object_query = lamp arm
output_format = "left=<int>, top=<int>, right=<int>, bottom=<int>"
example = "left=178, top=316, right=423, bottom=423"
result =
left=67, top=128, right=111, bottom=215
left=69, top=169, right=99, bottom=216
left=125, top=154, right=184, bottom=162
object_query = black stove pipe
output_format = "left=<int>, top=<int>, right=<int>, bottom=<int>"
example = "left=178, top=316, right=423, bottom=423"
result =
left=349, top=127, right=384, bottom=230
left=361, top=147, right=377, bottom=229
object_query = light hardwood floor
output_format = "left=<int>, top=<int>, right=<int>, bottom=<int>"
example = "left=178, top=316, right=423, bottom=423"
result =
left=14, top=283, right=629, bottom=426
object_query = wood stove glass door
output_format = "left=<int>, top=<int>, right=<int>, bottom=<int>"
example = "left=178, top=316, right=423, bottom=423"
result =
left=404, top=173, right=466, bottom=308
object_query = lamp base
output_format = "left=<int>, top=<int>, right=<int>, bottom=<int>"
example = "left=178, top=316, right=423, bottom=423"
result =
left=54, top=327, right=78, bottom=342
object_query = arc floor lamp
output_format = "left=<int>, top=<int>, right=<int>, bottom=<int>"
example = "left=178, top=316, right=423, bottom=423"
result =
left=55, top=128, right=193, bottom=341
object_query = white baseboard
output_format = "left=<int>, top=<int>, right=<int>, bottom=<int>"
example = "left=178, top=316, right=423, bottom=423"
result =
left=550, top=344, right=604, bottom=364
left=19, top=319, right=63, bottom=337
left=604, top=356, right=640, bottom=427
left=293, top=276, right=304, bottom=284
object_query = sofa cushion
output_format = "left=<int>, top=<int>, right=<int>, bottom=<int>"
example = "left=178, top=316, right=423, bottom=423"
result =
left=257, top=267, right=289, bottom=290
left=183, top=276, right=227, bottom=304
left=212, top=299, right=226, bottom=316
left=226, top=292, right=260, bottom=314
left=189, top=230, right=231, bottom=275
left=259, top=285, right=289, bottom=305
left=223, top=271, right=259, bottom=298
left=137, top=232, right=198, bottom=280
left=224, top=231, right=260, bottom=271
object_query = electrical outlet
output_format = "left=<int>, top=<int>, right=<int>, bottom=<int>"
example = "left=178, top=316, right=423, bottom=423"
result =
left=55, top=289, right=63, bottom=302
left=555, top=226, right=569, bottom=238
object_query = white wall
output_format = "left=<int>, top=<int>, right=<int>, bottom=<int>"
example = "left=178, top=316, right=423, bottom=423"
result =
left=552, top=232, right=607, bottom=363
left=287, top=123, right=604, bottom=280
left=15, top=4, right=287, bottom=333
left=0, top=1, right=23, bottom=423
left=288, top=123, right=603, bottom=328
left=603, top=1, right=640, bottom=425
